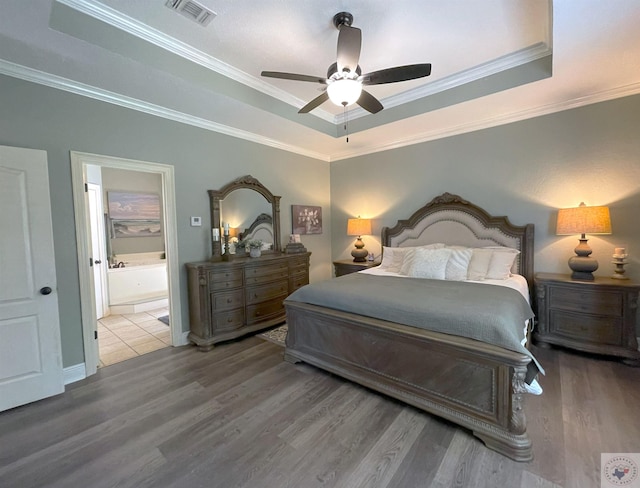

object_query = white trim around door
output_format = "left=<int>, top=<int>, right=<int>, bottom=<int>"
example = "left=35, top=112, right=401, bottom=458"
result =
left=70, top=151, right=184, bottom=377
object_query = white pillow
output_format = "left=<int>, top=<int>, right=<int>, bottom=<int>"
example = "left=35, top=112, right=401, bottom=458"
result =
left=398, top=244, right=445, bottom=275
left=485, top=247, right=520, bottom=280
left=381, top=246, right=420, bottom=272
left=445, top=248, right=473, bottom=281
left=380, top=246, right=405, bottom=272
left=405, top=248, right=452, bottom=280
left=467, top=249, right=493, bottom=280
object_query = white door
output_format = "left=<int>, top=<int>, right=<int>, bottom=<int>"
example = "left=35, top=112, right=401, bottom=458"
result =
left=0, top=145, right=64, bottom=412
left=88, top=183, right=108, bottom=319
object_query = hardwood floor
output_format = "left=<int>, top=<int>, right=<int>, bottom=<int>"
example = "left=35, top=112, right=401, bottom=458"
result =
left=0, top=336, right=638, bottom=488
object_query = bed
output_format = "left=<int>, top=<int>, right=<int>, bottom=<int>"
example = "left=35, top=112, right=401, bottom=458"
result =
left=284, top=192, right=540, bottom=462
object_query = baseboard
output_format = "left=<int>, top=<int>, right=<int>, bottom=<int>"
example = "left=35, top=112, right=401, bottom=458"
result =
left=63, top=363, right=86, bottom=385
left=109, top=297, right=169, bottom=314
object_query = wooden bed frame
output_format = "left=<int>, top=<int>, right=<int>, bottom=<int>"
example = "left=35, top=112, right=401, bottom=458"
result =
left=284, top=192, right=536, bottom=461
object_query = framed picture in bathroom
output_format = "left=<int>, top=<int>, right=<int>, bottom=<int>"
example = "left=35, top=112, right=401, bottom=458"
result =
left=110, top=220, right=162, bottom=238
left=108, top=191, right=161, bottom=238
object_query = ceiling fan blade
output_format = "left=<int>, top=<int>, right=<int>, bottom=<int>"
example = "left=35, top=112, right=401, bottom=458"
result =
left=336, top=25, right=362, bottom=74
left=261, top=71, right=327, bottom=84
left=298, top=92, right=330, bottom=113
left=357, top=89, right=383, bottom=114
left=360, top=64, right=432, bottom=86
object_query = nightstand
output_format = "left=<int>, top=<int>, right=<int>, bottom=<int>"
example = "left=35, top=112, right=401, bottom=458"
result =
left=534, top=272, right=640, bottom=366
left=333, top=259, right=380, bottom=277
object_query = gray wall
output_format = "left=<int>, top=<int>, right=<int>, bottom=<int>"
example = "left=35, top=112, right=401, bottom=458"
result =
left=0, top=74, right=332, bottom=368
left=332, top=94, right=640, bottom=285
left=3, top=71, right=639, bottom=368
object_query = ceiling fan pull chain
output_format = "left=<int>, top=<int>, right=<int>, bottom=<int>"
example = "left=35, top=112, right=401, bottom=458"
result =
left=344, top=105, right=349, bottom=143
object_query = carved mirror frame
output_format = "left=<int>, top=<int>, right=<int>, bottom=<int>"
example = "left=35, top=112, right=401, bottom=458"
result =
left=208, top=175, right=281, bottom=260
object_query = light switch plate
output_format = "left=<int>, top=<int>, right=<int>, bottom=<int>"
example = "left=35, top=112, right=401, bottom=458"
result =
left=190, top=216, right=202, bottom=227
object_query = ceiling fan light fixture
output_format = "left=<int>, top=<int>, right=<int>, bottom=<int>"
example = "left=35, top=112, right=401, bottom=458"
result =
left=327, top=79, right=362, bottom=107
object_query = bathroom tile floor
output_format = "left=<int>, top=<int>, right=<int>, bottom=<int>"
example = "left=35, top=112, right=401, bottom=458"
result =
left=98, top=307, right=171, bottom=367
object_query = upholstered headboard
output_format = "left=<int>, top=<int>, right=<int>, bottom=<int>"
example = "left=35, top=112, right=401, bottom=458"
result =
left=381, top=192, right=534, bottom=286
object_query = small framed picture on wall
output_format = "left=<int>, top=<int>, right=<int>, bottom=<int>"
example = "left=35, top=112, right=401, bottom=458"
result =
left=292, top=205, right=322, bottom=235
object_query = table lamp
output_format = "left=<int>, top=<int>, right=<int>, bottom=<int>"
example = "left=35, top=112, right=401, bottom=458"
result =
left=347, top=217, right=372, bottom=262
left=556, top=202, right=611, bottom=280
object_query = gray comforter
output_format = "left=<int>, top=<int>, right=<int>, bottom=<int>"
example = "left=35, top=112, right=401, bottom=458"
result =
left=286, top=273, right=543, bottom=376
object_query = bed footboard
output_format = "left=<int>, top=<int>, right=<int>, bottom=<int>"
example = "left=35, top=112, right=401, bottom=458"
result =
left=284, top=301, right=533, bottom=462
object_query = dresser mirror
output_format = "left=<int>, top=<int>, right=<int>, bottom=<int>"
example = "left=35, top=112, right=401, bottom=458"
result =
left=208, top=175, right=281, bottom=259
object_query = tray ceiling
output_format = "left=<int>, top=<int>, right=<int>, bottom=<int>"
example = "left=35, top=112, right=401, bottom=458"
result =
left=0, top=0, right=639, bottom=161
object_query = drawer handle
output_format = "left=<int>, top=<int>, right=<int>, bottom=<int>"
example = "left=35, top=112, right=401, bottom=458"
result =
left=227, top=298, right=233, bottom=303
left=227, top=317, right=233, bottom=323
left=253, top=294, right=258, bottom=299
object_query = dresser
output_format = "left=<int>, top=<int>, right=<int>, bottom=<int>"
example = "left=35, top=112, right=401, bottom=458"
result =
left=186, top=252, right=310, bottom=351
left=534, top=273, right=640, bottom=365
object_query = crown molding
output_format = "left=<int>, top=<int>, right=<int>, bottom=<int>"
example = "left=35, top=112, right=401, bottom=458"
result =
left=0, top=59, right=330, bottom=162
left=333, top=42, right=552, bottom=125
left=55, top=0, right=336, bottom=123
left=329, top=80, right=640, bottom=162
left=3, top=57, right=638, bottom=164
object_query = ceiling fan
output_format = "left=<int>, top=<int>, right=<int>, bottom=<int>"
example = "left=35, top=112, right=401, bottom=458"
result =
left=261, top=12, right=432, bottom=114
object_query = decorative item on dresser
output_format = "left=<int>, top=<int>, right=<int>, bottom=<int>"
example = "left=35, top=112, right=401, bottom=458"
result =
left=333, top=258, right=380, bottom=277
left=534, top=272, right=640, bottom=366
left=611, top=246, right=629, bottom=279
left=187, top=175, right=310, bottom=351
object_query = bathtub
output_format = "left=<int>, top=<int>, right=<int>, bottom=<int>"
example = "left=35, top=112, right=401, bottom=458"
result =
left=107, top=255, right=168, bottom=313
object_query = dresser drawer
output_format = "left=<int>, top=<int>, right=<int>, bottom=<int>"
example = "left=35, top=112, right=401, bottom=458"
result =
left=290, top=272, right=309, bottom=292
left=212, top=289, right=244, bottom=311
left=246, top=281, right=289, bottom=305
left=289, top=256, right=309, bottom=272
left=212, top=308, right=245, bottom=332
left=246, top=298, right=286, bottom=324
left=550, top=310, right=623, bottom=346
left=245, top=262, right=289, bottom=285
left=209, top=269, right=243, bottom=291
left=548, top=286, right=622, bottom=316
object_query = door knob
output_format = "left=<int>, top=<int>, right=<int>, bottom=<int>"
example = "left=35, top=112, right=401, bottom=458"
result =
left=40, top=286, right=52, bottom=295
left=94, top=260, right=102, bottom=264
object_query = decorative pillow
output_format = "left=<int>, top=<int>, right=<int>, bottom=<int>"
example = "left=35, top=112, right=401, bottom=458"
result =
left=380, top=246, right=404, bottom=272
left=397, top=244, right=444, bottom=275
left=445, top=248, right=473, bottom=281
left=466, top=248, right=493, bottom=280
left=405, top=248, right=452, bottom=280
left=485, top=247, right=520, bottom=280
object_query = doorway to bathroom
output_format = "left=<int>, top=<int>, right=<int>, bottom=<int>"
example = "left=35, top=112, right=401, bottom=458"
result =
left=71, top=152, right=183, bottom=377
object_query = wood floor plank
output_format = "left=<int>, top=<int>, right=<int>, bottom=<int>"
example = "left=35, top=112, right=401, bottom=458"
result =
left=386, top=415, right=453, bottom=488
left=558, top=350, right=605, bottom=488
left=338, top=408, right=427, bottom=488
left=265, top=393, right=397, bottom=488
left=523, top=345, right=566, bottom=485
left=1, top=336, right=639, bottom=488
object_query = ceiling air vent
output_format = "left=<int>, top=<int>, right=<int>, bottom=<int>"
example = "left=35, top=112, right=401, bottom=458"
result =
left=165, top=0, right=216, bottom=26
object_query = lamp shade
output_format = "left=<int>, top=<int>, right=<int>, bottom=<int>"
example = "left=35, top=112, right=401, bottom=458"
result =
left=556, top=203, right=611, bottom=235
left=347, top=218, right=372, bottom=236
